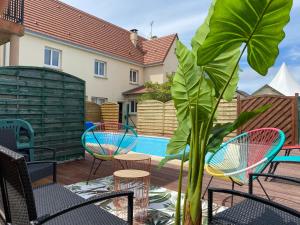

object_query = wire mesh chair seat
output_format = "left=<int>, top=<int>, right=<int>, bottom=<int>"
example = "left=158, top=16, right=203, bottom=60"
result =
left=205, top=128, right=285, bottom=185
left=81, top=123, right=138, bottom=183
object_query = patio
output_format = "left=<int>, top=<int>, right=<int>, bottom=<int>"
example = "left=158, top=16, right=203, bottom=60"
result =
left=37, top=152, right=300, bottom=211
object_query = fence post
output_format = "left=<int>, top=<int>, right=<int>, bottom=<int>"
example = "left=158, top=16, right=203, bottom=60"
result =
left=295, top=93, right=299, bottom=144
left=162, top=102, right=166, bottom=136
left=237, top=95, right=241, bottom=134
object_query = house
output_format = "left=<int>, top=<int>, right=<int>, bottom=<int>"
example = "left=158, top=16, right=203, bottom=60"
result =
left=0, top=0, right=24, bottom=65
left=252, top=63, right=300, bottom=96
left=0, top=0, right=178, bottom=122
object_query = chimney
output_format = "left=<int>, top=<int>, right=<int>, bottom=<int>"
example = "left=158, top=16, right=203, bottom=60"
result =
left=130, top=29, right=138, bottom=47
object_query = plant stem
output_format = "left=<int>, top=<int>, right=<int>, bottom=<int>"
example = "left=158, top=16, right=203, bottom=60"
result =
left=175, top=147, right=187, bottom=225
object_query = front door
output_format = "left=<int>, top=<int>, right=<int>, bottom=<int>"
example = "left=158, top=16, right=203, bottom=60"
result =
left=118, top=102, right=123, bottom=123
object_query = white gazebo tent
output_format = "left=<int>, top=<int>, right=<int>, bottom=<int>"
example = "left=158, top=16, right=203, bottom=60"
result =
left=269, top=63, right=300, bottom=96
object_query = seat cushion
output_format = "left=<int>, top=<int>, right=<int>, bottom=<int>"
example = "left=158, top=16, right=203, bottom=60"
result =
left=210, top=199, right=300, bottom=225
left=28, top=163, right=54, bottom=182
left=34, top=184, right=127, bottom=225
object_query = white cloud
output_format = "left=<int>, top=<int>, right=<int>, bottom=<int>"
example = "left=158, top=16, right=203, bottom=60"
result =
left=287, top=48, right=300, bottom=61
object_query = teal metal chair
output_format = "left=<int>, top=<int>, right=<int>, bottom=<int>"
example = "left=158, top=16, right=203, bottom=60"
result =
left=81, top=122, right=138, bottom=184
left=203, top=128, right=286, bottom=201
left=0, top=119, right=35, bottom=160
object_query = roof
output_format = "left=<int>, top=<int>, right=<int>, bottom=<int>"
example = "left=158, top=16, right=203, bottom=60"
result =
left=122, top=85, right=148, bottom=96
left=268, top=63, right=300, bottom=96
left=142, top=35, right=177, bottom=65
left=252, top=84, right=284, bottom=96
left=236, top=89, right=249, bottom=97
left=23, top=0, right=177, bottom=66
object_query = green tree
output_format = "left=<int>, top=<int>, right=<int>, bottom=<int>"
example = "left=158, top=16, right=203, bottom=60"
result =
left=161, top=0, right=293, bottom=224
left=138, top=74, right=174, bottom=103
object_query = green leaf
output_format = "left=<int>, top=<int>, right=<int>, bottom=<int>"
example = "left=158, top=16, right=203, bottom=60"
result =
left=158, top=151, right=189, bottom=168
left=197, top=0, right=293, bottom=75
left=207, top=104, right=272, bottom=153
left=166, top=119, right=191, bottom=155
left=203, top=49, right=240, bottom=101
left=191, top=0, right=240, bottom=101
left=173, top=40, right=215, bottom=122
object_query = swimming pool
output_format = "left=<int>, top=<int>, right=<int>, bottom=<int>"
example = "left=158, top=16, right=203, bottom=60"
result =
left=85, top=132, right=172, bottom=157
left=132, top=135, right=170, bottom=157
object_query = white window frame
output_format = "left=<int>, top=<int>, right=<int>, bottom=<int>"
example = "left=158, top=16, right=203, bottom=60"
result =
left=94, top=60, right=107, bottom=78
left=129, top=100, right=137, bottom=114
left=44, top=47, right=62, bottom=69
left=91, top=96, right=108, bottom=105
left=130, top=69, right=139, bottom=84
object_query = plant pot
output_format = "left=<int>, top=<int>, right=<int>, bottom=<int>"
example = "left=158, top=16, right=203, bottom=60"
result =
left=0, top=0, right=9, bottom=15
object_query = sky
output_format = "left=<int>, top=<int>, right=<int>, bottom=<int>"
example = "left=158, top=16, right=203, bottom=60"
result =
left=61, top=0, right=300, bottom=94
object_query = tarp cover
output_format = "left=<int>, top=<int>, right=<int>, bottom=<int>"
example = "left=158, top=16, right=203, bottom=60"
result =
left=269, top=63, right=300, bottom=96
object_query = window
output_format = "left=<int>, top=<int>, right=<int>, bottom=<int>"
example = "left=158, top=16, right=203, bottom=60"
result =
left=94, top=60, right=107, bottom=77
left=130, top=69, right=139, bottom=84
left=129, top=100, right=137, bottom=114
left=91, top=97, right=108, bottom=105
left=44, top=47, right=61, bottom=68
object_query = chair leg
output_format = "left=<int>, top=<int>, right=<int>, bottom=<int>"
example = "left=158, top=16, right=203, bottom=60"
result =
left=202, top=176, right=214, bottom=199
left=271, top=162, right=280, bottom=175
left=266, top=162, right=274, bottom=181
left=86, top=158, right=96, bottom=185
left=231, top=180, right=235, bottom=207
left=257, top=178, right=271, bottom=201
left=93, top=159, right=103, bottom=175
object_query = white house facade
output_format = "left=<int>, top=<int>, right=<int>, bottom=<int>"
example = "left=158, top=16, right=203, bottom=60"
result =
left=0, top=0, right=178, bottom=119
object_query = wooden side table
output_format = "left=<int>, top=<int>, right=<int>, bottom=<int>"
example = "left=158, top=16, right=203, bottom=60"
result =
left=113, top=153, right=151, bottom=172
left=114, top=169, right=150, bottom=221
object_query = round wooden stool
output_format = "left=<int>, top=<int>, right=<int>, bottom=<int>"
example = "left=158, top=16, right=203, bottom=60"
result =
left=113, top=153, right=151, bottom=172
left=114, top=169, right=150, bottom=221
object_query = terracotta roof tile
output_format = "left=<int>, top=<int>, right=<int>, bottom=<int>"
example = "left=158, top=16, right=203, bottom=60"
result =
left=23, top=0, right=176, bottom=65
left=142, top=34, right=177, bottom=65
left=122, top=85, right=148, bottom=96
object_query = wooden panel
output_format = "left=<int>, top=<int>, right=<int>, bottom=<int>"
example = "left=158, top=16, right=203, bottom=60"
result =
left=137, top=100, right=164, bottom=136
left=85, top=101, right=100, bottom=122
left=137, top=100, right=238, bottom=138
left=238, top=95, right=298, bottom=145
left=215, top=99, right=238, bottom=140
left=99, top=102, right=119, bottom=124
left=0, top=67, right=85, bottom=161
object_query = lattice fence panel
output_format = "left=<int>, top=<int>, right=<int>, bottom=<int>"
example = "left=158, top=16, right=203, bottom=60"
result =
left=238, top=95, right=298, bottom=145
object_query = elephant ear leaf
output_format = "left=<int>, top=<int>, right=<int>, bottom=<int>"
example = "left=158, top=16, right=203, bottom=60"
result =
left=166, top=118, right=191, bottom=155
left=197, top=0, right=293, bottom=75
left=207, top=104, right=272, bottom=153
left=159, top=119, right=191, bottom=168
left=191, top=0, right=240, bottom=102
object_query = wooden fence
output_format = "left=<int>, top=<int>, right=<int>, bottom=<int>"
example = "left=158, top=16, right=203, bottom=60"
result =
left=0, top=67, right=85, bottom=161
left=137, top=100, right=165, bottom=136
left=85, top=102, right=119, bottom=124
left=137, top=100, right=237, bottom=138
left=238, top=95, right=299, bottom=145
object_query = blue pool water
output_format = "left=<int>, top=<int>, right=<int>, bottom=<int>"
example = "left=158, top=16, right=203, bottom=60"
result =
left=132, top=135, right=170, bottom=157
left=85, top=133, right=171, bottom=157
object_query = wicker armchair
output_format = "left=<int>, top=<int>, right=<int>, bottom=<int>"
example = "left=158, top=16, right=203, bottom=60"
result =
left=208, top=174, right=300, bottom=225
left=0, top=146, right=134, bottom=225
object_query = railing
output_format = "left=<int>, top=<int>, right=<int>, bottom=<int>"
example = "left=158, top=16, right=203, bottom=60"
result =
left=1, top=0, right=24, bottom=24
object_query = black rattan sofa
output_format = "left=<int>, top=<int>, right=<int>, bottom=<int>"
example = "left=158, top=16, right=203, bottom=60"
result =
left=0, top=146, right=133, bottom=225
left=208, top=173, right=300, bottom=225
left=0, top=126, right=57, bottom=183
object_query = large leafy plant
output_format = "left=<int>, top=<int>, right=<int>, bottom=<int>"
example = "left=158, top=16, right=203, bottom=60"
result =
left=163, top=0, right=293, bottom=224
